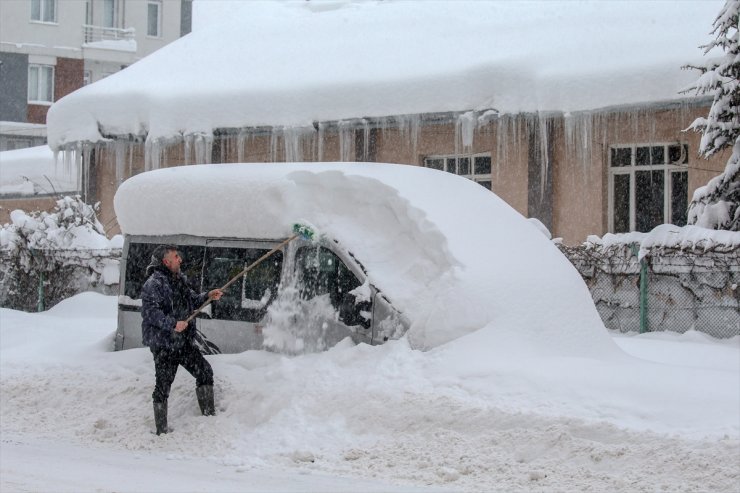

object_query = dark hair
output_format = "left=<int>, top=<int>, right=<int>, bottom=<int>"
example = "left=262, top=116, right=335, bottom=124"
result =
left=146, top=244, right=179, bottom=277
left=151, top=244, right=178, bottom=263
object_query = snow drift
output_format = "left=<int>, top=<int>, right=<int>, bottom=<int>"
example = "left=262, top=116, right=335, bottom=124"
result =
left=114, top=162, right=616, bottom=354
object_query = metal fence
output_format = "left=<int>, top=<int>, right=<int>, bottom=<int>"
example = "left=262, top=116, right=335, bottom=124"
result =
left=561, top=243, right=740, bottom=338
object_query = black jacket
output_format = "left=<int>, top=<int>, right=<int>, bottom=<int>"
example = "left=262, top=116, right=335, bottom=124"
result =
left=141, top=267, right=208, bottom=351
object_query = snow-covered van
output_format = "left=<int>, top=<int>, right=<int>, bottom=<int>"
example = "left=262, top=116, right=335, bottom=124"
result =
left=116, top=232, right=406, bottom=354
left=114, top=162, right=614, bottom=356
left=114, top=164, right=416, bottom=354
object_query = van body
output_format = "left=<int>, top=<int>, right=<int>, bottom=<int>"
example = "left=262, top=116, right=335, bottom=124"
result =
left=115, top=233, right=409, bottom=354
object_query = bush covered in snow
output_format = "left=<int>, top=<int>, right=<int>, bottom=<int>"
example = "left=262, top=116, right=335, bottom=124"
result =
left=685, top=0, right=740, bottom=230
left=0, top=196, right=110, bottom=256
left=0, top=196, right=121, bottom=311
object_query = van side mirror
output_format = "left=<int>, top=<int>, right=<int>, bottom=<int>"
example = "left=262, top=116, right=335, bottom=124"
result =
left=339, top=293, right=371, bottom=329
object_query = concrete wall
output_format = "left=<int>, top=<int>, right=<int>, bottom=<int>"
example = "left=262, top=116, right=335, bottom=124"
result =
left=0, top=52, right=28, bottom=121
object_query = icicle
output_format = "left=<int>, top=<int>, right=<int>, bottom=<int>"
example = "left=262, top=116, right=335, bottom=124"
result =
left=269, top=128, right=279, bottom=163
left=456, top=111, right=477, bottom=152
left=317, top=122, right=326, bottom=162
left=237, top=129, right=247, bottom=163
left=283, top=126, right=313, bottom=162
left=339, top=120, right=354, bottom=162
left=361, top=119, right=370, bottom=162
left=409, top=114, right=420, bottom=160
left=114, top=140, right=126, bottom=183
left=538, top=113, right=549, bottom=201
left=144, top=138, right=162, bottom=171
left=79, top=144, right=91, bottom=203
left=128, top=140, right=134, bottom=177
left=192, top=133, right=213, bottom=164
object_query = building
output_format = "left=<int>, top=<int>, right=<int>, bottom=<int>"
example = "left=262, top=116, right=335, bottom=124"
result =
left=0, top=0, right=191, bottom=151
left=34, top=1, right=734, bottom=243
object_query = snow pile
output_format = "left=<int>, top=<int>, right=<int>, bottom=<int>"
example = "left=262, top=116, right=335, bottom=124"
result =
left=585, top=223, right=740, bottom=260
left=115, top=163, right=614, bottom=353
left=0, top=145, right=78, bottom=196
left=0, top=195, right=120, bottom=254
left=1, top=293, right=738, bottom=491
left=47, top=0, right=721, bottom=148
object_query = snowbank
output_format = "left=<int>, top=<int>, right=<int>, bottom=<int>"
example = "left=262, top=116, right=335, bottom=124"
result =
left=1, top=293, right=738, bottom=491
left=0, top=145, right=78, bottom=196
left=114, top=162, right=614, bottom=354
left=47, top=0, right=721, bottom=148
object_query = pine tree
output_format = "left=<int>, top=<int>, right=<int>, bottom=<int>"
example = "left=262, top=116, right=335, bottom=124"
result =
left=684, top=0, right=740, bottom=230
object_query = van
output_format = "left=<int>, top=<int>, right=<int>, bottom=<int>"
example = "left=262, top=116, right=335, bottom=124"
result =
left=115, top=233, right=409, bottom=354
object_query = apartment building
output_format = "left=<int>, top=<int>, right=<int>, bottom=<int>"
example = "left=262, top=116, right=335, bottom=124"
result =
left=0, top=0, right=191, bottom=151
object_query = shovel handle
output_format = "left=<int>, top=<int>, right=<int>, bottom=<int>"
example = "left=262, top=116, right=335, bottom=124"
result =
left=184, top=234, right=299, bottom=324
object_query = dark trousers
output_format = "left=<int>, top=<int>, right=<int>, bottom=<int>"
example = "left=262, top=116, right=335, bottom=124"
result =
left=151, top=342, right=214, bottom=403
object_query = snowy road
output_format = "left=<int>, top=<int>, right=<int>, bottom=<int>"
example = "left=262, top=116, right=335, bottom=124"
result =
left=1, top=293, right=739, bottom=492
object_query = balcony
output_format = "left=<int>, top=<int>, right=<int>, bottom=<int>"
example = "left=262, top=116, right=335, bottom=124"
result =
left=82, top=25, right=137, bottom=56
left=82, top=24, right=135, bottom=44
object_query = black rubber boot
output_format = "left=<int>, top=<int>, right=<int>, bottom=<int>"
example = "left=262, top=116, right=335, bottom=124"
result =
left=196, top=385, right=215, bottom=416
left=153, top=400, right=168, bottom=435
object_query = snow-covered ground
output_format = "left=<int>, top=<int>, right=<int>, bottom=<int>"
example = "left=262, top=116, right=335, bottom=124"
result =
left=1, top=292, right=738, bottom=492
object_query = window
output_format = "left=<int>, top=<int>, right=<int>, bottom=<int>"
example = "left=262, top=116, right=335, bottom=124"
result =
left=424, top=152, right=493, bottom=190
left=103, top=0, right=117, bottom=28
left=83, top=70, right=92, bottom=86
left=202, top=246, right=283, bottom=322
left=295, top=246, right=370, bottom=328
left=28, top=65, right=54, bottom=103
left=124, top=243, right=205, bottom=300
left=31, top=0, right=56, bottom=22
left=609, top=143, right=689, bottom=233
left=147, top=0, right=162, bottom=37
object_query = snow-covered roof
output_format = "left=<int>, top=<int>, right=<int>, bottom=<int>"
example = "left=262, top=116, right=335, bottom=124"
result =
left=114, top=162, right=615, bottom=352
left=0, top=145, right=78, bottom=196
left=47, top=0, right=721, bottom=149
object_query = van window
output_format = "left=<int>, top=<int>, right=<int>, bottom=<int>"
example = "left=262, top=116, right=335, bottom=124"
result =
left=202, top=246, right=283, bottom=322
left=125, top=243, right=205, bottom=299
left=295, top=246, right=370, bottom=328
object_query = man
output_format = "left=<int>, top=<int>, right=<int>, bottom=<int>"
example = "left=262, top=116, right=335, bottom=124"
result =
left=141, top=245, right=224, bottom=435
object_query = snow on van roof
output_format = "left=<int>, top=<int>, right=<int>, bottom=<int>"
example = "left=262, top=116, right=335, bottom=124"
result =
left=47, top=0, right=720, bottom=149
left=114, top=162, right=617, bottom=354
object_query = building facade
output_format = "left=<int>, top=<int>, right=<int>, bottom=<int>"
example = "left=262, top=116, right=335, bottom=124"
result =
left=51, top=98, right=725, bottom=244
left=0, top=0, right=190, bottom=150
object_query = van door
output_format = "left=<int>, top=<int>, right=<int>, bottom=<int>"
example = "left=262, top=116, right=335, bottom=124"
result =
left=117, top=239, right=206, bottom=350
left=291, top=245, right=373, bottom=348
left=196, top=241, right=284, bottom=353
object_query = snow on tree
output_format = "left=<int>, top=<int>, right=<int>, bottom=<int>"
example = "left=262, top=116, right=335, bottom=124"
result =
left=684, top=0, right=740, bottom=230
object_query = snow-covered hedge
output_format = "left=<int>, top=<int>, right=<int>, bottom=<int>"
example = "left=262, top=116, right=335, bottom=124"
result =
left=560, top=227, right=740, bottom=338
left=0, top=196, right=122, bottom=311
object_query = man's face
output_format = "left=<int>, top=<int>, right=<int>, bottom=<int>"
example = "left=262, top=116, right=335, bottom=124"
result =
left=162, top=249, right=182, bottom=274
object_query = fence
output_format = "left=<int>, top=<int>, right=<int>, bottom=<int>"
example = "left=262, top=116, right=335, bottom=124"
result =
left=560, top=243, right=740, bottom=338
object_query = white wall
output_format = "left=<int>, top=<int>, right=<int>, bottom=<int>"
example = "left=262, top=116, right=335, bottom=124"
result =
left=0, top=0, right=87, bottom=58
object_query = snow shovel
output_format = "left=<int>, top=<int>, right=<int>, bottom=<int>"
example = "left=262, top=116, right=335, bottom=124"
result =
left=184, top=223, right=315, bottom=324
